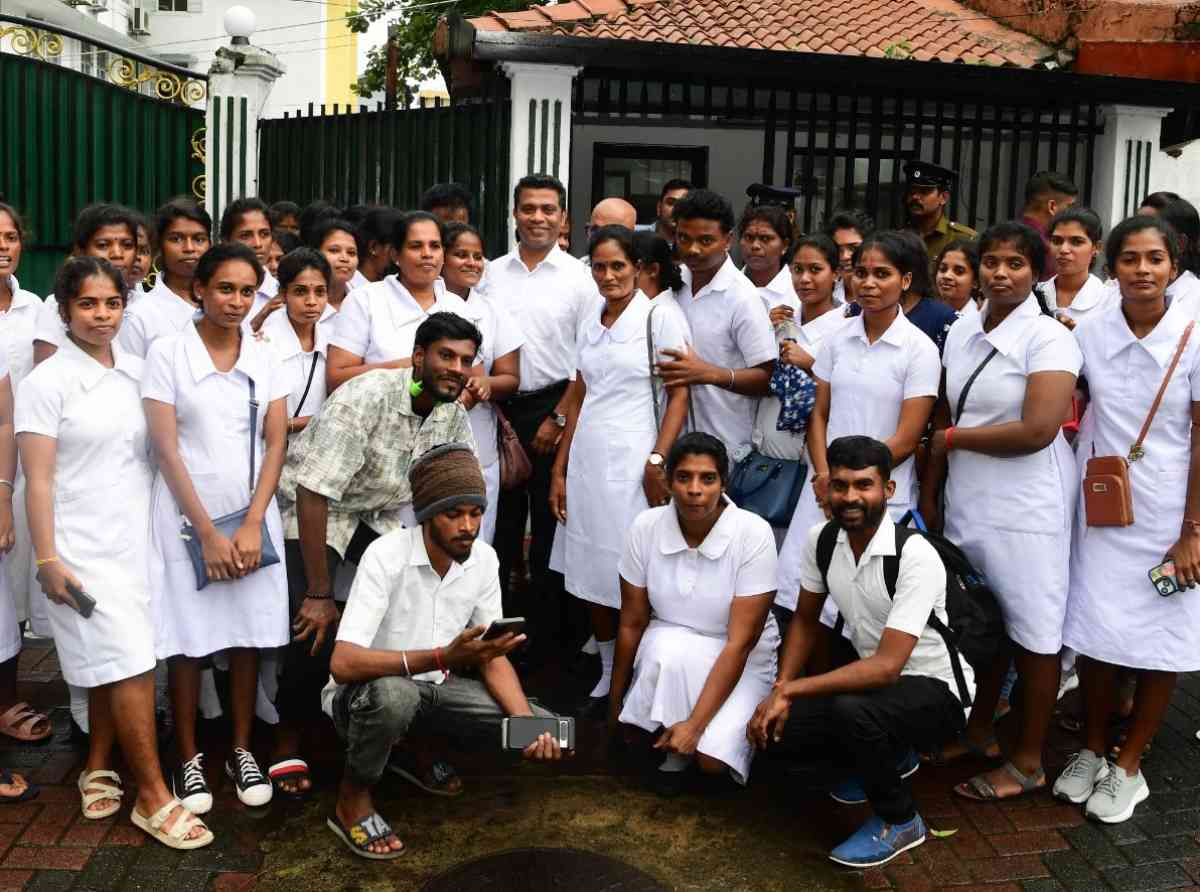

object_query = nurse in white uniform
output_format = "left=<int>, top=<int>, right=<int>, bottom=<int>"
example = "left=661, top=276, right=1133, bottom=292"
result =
left=776, top=233, right=940, bottom=616
left=0, top=203, right=48, bottom=639
left=310, top=217, right=361, bottom=325
left=1058, top=217, right=1200, bottom=823
left=440, top=223, right=523, bottom=544
left=326, top=211, right=469, bottom=392
left=756, top=236, right=847, bottom=546
left=550, top=226, right=690, bottom=706
left=610, top=432, right=779, bottom=786
left=631, top=230, right=691, bottom=339
left=1044, top=208, right=1114, bottom=324
left=17, top=256, right=212, bottom=849
left=920, top=222, right=1080, bottom=803
left=119, top=198, right=212, bottom=359
left=219, top=198, right=278, bottom=332
left=142, top=243, right=290, bottom=813
left=935, top=239, right=982, bottom=320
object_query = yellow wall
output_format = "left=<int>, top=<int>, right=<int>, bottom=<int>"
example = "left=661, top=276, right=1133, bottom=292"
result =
left=323, top=2, right=358, bottom=107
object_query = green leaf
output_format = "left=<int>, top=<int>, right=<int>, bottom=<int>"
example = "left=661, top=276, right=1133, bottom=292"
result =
left=929, top=827, right=958, bottom=838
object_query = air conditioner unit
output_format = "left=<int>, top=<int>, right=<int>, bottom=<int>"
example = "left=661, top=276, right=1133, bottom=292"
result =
left=129, top=6, right=151, bottom=35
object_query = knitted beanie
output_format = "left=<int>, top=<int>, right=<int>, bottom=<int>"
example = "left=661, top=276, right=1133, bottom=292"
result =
left=409, top=443, right=487, bottom=523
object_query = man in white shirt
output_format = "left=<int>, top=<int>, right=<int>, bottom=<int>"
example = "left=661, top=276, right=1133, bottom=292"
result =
left=657, top=189, right=776, bottom=458
left=748, top=436, right=972, bottom=869
left=485, top=174, right=595, bottom=640
left=324, top=445, right=564, bottom=860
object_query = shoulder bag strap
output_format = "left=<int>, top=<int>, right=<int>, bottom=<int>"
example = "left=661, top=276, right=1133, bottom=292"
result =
left=1130, top=320, right=1194, bottom=462
left=646, top=304, right=661, bottom=428
left=248, top=378, right=258, bottom=494
left=293, top=353, right=319, bottom=420
left=954, top=347, right=999, bottom=424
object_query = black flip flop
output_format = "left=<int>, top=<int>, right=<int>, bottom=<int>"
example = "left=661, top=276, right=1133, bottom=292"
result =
left=268, top=758, right=311, bottom=800
left=326, top=812, right=405, bottom=861
left=0, top=769, right=40, bottom=804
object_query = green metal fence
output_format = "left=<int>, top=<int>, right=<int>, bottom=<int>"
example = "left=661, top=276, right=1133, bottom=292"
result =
left=0, top=18, right=205, bottom=296
left=258, top=81, right=511, bottom=258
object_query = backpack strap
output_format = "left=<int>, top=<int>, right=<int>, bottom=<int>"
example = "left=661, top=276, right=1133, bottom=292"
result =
left=815, top=521, right=842, bottom=635
left=885, top=526, right=973, bottom=707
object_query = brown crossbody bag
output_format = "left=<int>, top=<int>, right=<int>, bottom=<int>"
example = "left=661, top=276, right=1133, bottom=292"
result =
left=1083, top=320, right=1194, bottom=527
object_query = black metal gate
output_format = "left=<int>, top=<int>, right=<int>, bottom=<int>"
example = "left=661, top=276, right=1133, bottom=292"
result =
left=258, top=77, right=511, bottom=256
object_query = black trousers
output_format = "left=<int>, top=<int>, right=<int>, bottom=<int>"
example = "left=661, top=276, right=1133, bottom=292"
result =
left=276, top=523, right=380, bottom=723
left=493, top=382, right=569, bottom=643
left=776, top=676, right=964, bottom=824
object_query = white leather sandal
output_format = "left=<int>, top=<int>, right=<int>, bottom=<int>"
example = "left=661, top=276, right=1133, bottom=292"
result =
left=78, top=770, right=122, bottom=820
left=130, top=798, right=213, bottom=850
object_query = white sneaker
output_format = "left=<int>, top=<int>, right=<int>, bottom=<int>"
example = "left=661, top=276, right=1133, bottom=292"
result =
left=1085, top=764, right=1149, bottom=824
left=225, top=747, right=273, bottom=808
left=1053, top=749, right=1108, bottom=804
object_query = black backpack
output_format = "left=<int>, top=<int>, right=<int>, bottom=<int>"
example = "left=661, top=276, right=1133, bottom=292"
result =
left=816, top=514, right=1005, bottom=707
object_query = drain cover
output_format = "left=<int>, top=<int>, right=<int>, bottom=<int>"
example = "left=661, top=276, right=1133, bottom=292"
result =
left=423, top=847, right=669, bottom=892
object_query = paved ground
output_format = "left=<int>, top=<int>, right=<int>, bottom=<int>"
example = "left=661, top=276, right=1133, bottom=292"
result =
left=0, top=639, right=1198, bottom=891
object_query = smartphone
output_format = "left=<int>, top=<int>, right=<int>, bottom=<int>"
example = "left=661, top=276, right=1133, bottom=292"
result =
left=482, top=617, right=526, bottom=640
left=1149, top=560, right=1181, bottom=597
left=502, top=715, right=575, bottom=752
left=65, top=582, right=96, bottom=619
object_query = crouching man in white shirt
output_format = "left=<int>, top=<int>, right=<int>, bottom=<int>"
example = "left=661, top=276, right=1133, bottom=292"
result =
left=323, top=443, right=565, bottom=860
left=748, top=435, right=973, bottom=870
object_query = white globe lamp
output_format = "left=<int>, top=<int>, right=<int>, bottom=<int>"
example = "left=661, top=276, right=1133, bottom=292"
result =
left=224, top=5, right=257, bottom=46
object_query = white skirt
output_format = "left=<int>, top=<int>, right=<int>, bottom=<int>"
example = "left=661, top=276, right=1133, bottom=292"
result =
left=148, top=473, right=289, bottom=659
left=481, top=459, right=499, bottom=545
left=618, top=620, right=777, bottom=784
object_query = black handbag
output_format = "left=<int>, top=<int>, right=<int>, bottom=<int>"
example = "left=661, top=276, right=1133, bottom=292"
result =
left=727, top=451, right=807, bottom=527
left=180, top=378, right=280, bottom=590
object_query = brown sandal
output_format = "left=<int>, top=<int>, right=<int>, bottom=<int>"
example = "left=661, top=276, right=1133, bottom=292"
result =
left=0, top=703, right=52, bottom=743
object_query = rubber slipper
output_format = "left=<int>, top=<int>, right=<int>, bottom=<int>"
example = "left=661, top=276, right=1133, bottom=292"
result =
left=386, top=752, right=463, bottom=797
left=954, top=761, right=1045, bottom=802
left=268, top=758, right=311, bottom=800
left=0, top=769, right=39, bottom=804
left=326, top=812, right=404, bottom=860
left=78, top=769, right=123, bottom=820
left=131, top=798, right=213, bottom=850
left=0, top=703, right=52, bottom=743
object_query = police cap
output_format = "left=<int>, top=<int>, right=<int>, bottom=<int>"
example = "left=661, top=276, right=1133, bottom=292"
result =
left=746, top=182, right=804, bottom=208
left=903, top=161, right=957, bottom=191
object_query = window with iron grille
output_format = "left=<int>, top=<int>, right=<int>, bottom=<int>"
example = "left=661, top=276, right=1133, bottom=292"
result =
left=158, top=0, right=190, bottom=11
left=591, top=144, right=708, bottom=226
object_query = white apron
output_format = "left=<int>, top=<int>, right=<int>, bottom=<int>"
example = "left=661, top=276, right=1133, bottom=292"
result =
left=551, top=292, right=687, bottom=608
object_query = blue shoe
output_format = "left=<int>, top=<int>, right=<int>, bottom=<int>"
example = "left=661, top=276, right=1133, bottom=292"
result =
left=829, top=749, right=920, bottom=805
left=829, top=813, right=927, bottom=868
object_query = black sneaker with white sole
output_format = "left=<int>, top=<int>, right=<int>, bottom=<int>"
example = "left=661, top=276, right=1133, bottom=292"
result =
left=225, top=747, right=272, bottom=807
left=172, top=753, right=213, bottom=815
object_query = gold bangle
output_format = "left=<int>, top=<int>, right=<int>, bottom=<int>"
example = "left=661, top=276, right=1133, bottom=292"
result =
left=35, top=556, right=59, bottom=567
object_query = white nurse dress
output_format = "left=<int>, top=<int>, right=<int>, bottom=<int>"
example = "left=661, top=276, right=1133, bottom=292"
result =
left=1065, top=299, right=1200, bottom=671
left=142, top=324, right=290, bottom=659
left=617, top=502, right=780, bottom=784
left=942, top=295, right=1081, bottom=655
left=551, top=291, right=688, bottom=608
left=14, top=338, right=155, bottom=686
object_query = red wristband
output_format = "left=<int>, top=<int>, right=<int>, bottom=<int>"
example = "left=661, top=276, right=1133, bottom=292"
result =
left=434, top=647, right=447, bottom=676
left=944, top=426, right=955, bottom=451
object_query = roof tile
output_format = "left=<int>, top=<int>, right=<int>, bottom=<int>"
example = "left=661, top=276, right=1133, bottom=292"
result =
left=464, top=0, right=1053, bottom=68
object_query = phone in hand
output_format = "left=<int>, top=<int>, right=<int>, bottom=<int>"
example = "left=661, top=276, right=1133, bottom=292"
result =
left=502, top=715, right=575, bottom=751
left=65, top=582, right=96, bottom=619
left=482, top=617, right=525, bottom=640
left=1149, top=560, right=1181, bottom=597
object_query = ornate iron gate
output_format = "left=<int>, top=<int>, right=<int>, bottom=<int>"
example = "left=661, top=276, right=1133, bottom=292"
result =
left=0, top=15, right=206, bottom=296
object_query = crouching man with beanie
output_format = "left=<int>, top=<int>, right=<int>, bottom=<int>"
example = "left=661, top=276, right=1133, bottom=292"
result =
left=323, top=444, right=565, bottom=860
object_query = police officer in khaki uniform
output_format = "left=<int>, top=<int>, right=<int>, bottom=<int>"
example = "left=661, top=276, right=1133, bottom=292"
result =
left=902, top=161, right=976, bottom=267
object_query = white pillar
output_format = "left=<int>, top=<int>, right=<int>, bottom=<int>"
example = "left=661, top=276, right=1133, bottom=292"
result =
left=205, top=43, right=285, bottom=229
left=1090, top=104, right=1171, bottom=231
left=499, top=61, right=581, bottom=250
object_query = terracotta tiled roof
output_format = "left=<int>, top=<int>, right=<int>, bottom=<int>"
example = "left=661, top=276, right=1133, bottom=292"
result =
left=468, top=0, right=1055, bottom=68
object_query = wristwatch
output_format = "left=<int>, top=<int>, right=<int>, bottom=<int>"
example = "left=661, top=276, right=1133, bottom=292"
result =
left=553, top=413, right=567, bottom=428
left=647, top=452, right=665, bottom=467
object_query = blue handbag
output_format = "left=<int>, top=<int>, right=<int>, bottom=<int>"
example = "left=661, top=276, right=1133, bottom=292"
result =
left=179, top=378, right=280, bottom=590
left=727, top=451, right=808, bottom=528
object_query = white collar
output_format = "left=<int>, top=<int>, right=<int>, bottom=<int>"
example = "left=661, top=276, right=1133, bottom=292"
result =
left=1, top=276, right=40, bottom=312
left=848, top=308, right=911, bottom=348
left=657, top=498, right=740, bottom=559
left=682, top=255, right=739, bottom=300
left=57, top=335, right=140, bottom=391
left=1101, top=295, right=1195, bottom=366
left=407, top=525, right=477, bottom=576
left=972, top=294, right=1042, bottom=357
left=584, top=290, right=651, bottom=345
left=182, top=321, right=265, bottom=385
left=757, top=264, right=796, bottom=299
left=260, top=304, right=333, bottom=360
left=1047, top=274, right=1106, bottom=313
left=834, top=513, right=898, bottom=563
left=502, top=243, right=575, bottom=274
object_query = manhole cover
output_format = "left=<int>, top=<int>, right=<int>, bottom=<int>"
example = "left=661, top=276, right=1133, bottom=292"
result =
left=423, top=846, right=669, bottom=891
